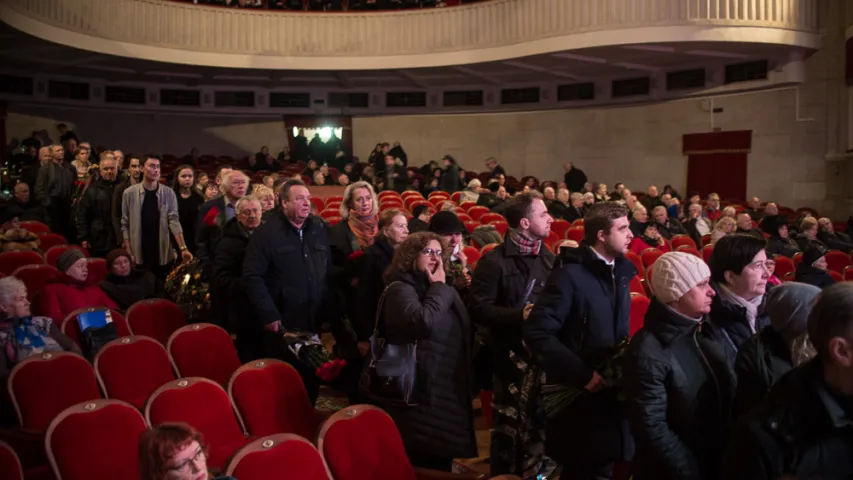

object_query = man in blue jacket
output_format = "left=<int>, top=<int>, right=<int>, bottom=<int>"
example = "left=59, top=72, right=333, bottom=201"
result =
left=523, top=202, right=636, bottom=480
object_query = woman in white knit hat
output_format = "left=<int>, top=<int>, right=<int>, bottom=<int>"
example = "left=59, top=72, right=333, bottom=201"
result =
left=624, top=251, right=736, bottom=480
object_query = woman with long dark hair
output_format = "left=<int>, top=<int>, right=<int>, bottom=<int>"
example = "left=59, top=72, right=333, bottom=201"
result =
left=171, top=165, right=204, bottom=255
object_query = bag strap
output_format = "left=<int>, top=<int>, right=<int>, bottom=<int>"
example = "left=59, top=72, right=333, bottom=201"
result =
left=373, top=281, right=401, bottom=336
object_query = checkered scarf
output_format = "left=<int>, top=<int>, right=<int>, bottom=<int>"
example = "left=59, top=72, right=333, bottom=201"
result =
left=509, top=229, right=541, bottom=256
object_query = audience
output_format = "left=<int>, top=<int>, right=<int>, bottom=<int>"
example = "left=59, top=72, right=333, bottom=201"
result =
left=76, top=154, right=121, bottom=258
left=763, top=216, right=800, bottom=258
left=710, top=216, right=736, bottom=245
left=196, top=170, right=249, bottom=277
left=629, top=222, right=669, bottom=255
left=99, top=249, right=164, bottom=309
left=817, top=217, right=853, bottom=251
left=172, top=165, right=205, bottom=256
left=39, top=248, right=119, bottom=322
left=794, top=245, right=836, bottom=289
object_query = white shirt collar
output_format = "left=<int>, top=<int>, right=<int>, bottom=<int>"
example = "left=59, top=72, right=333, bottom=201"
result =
left=590, top=246, right=615, bottom=267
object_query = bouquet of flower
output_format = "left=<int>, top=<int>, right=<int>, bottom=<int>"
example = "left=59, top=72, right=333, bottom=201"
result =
left=541, top=337, right=631, bottom=419
left=164, top=259, right=211, bottom=321
left=282, top=330, right=347, bottom=382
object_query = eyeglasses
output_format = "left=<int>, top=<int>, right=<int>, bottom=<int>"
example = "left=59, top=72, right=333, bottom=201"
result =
left=420, top=248, right=442, bottom=258
left=168, top=447, right=205, bottom=473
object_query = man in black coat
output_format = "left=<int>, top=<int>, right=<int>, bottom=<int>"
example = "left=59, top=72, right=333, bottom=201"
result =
left=196, top=170, right=248, bottom=278
left=388, top=141, right=408, bottom=167
left=34, top=144, right=76, bottom=239
left=468, top=192, right=556, bottom=477
left=563, top=162, right=587, bottom=194
left=524, top=202, right=636, bottom=479
left=2, top=182, right=49, bottom=225
left=563, top=192, right=586, bottom=224
left=486, top=157, right=506, bottom=178
left=242, top=179, right=337, bottom=403
left=736, top=213, right=764, bottom=239
left=76, top=155, right=121, bottom=258
left=547, top=188, right=570, bottom=220
left=817, top=217, right=853, bottom=252
left=722, top=282, right=853, bottom=480
left=794, top=245, right=836, bottom=290
left=213, top=197, right=262, bottom=361
left=651, top=205, right=686, bottom=240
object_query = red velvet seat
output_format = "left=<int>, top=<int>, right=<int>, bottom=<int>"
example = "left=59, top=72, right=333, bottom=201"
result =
left=630, top=294, right=650, bottom=336
left=671, top=235, right=697, bottom=250
left=676, top=245, right=702, bottom=259
left=458, top=201, right=477, bottom=212
left=550, top=219, right=571, bottom=239
left=44, top=245, right=88, bottom=268
left=85, top=258, right=108, bottom=284
left=145, top=377, right=249, bottom=471
left=36, top=234, right=68, bottom=253
left=700, top=235, right=712, bottom=247
left=318, top=405, right=476, bottom=480
left=225, top=434, right=331, bottom=480
left=8, top=352, right=101, bottom=432
left=844, top=265, right=853, bottom=281
left=571, top=219, right=584, bottom=227
left=229, top=359, right=321, bottom=439
left=641, top=248, right=664, bottom=268
left=624, top=251, right=644, bottom=278
left=45, top=400, right=145, bottom=480
left=829, top=270, right=843, bottom=282
left=792, top=252, right=804, bottom=266
left=566, top=226, right=585, bottom=244
left=450, top=192, right=462, bottom=204
left=701, top=244, right=714, bottom=263
left=125, top=299, right=188, bottom=345
left=400, top=191, right=422, bottom=201
left=489, top=220, right=508, bottom=236
left=0, top=251, right=44, bottom=276
left=426, top=192, right=448, bottom=201
left=0, top=440, right=23, bottom=480
left=479, top=213, right=504, bottom=225
left=824, top=251, right=851, bottom=273
left=467, top=206, right=489, bottom=221
left=325, top=201, right=342, bottom=211
left=773, top=255, right=795, bottom=279
left=456, top=213, right=473, bottom=223
left=168, top=323, right=241, bottom=387
left=629, top=276, right=645, bottom=296
left=427, top=197, right=446, bottom=208
left=60, top=308, right=129, bottom=351
left=462, top=246, right=481, bottom=265
left=11, top=264, right=59, bottom=301
left=94, top=336, right=175, bottom=410
left=552, top=239, right=579, bottom=254
left=463, top=221, right=479, bottom=234
left=18, top=221, right=50, bottom=235
left=310, top=197, right=325, bottom=213
left=379, top=191, right=402, bottom=201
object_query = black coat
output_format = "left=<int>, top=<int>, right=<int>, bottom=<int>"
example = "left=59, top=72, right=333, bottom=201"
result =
left=703, top=283, right=770, bottom=364
left=547, top=201, right=569, bottom=221
left=354, top=236, right=395, bottom=342
left=407, top=218, right=429, bottom=234
left=563, top=205, right=585, bottom=224
left=818, top=230, right=853, bottom=252
left=195, top=197, right=229, bottom=279
left=564, top=168, right=587, bottom=193
left=733, top=326, right=795, bottom=418
left=380, top=269, right=477, bottom=460
left=766, top=235, right=800, bottom=258
left=212, top=218, right=251, bottom=331
left=656, top=219, right=687, bottom=240
left=624, top=299, right=735, bottom=480
left=327, top=221, right=362, bottom=353
left=99, top=269, right=164, bottom=310
left=794, top=264, right=836, bottom=289
left=440, top=164, right=462, bottom=193
left=794, top=233, right=826, bottom=252
left=721, top=359, right=853, bottom=480
left=522, top=244, right=636, bottom=464
left=1, top=200, right=49, bottom=225
left=242, top=210, right=335, bottom=333
left=468, top=239, right=554, bottom=380
left=683, top=218, right=704, bottom=250
left=388, top=145, right=408, bottom=167
left=75, top=177, right=120, bottom=254
left=176, top=191, right=204, bottom=256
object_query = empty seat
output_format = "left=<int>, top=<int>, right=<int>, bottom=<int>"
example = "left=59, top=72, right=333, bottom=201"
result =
left=641, top=248, right=664, bottom=268
left=60, top=308, right=130, bottom=351
left=671, top=235, right=697, bottom=250
left=550, top=220, right=571, bottom=239
left=630, top=294, right=651, bottom=337
left=45, top=399, right=146, bottom=480
left=126, top=299, right=188, bottom=345
left=479, top=213, right=504, bottom=225
left=145, top=377, right=249, bottom=470
left=701, top=244, right=714, bottom=263
left=467, top=206, right=489, bottom=221
left=824, top=251, right=851, bottom=273
left=94, top=336, right=175, bottom=410
left=489, top=220, right=508, bottom=236
left=8, top=352, right=101, bottom=432
left=0, top=251, right=44, bottom=276
left=0, top=441, right=23, bottom=480
left=36, top=234, right=68, bottom=252
left=225, top=434, right=331, bottom=480
left=773, top=255, right=795, bottom=279
left=565, top=227, right=585, bottom=244
left=44, top=245, right=88, bottom=268
left=229, top=359, right=321, bottom=439
left=168, top=323, right=241, bottom=387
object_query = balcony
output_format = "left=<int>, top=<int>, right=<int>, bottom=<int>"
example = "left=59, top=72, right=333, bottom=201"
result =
left=0, top=0, right=820, bottom=70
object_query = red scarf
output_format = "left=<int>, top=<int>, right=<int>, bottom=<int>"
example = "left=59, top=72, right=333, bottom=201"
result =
left=348, top=214, right=378, bottom=250
left=509, top=229, right=541, bottom=255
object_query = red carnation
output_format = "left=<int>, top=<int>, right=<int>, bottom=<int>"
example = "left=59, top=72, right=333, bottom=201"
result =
left=348, top=250, right=365, bottom=262
left=203, top=207, right=220, bottom=227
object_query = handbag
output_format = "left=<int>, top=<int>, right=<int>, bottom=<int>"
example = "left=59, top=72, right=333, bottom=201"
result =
left=77, top=310, right=118, bottom=360
left=358, top=282, right=418, bottom=407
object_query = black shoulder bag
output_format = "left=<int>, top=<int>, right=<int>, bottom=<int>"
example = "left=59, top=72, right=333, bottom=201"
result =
left=358, top=282, right=418, bottom=407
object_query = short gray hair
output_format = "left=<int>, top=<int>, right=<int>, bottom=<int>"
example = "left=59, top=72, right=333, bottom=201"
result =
left=652, top=206, right=667, bottom=216
left=570, top=192, right=583, bottom=201
left=0, top=276, right=25, bottom=306
left=467, top=179, right=481, bottom=189
left=235, top=195, right=261, bottom=214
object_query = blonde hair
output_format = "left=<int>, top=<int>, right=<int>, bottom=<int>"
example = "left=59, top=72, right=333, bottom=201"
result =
left=252, top=184, right=274, bottom=203
left=340, top=181, right=378, bottom=219
left=715, top=216, right=736, bottom=231
left=219, top=170, right=249, bottom=195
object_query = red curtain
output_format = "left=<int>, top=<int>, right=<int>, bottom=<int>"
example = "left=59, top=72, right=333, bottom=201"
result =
left=683, top=130, right=751, bottom=201
left=281, top=115, right=353, bottom=156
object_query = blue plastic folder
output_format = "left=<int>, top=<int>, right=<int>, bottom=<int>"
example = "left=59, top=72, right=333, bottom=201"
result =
left=77, top=310, right=112, bottom=332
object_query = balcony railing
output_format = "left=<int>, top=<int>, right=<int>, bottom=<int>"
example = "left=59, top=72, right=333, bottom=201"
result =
left=0, top=0, right=820, bottom=66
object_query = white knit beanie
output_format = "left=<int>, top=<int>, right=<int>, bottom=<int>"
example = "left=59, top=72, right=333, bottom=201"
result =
left=651, top=252, right=712, bottom=304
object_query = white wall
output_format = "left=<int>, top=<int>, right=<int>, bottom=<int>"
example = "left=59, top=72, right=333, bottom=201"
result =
left=6, top=105, right=288, bottom=159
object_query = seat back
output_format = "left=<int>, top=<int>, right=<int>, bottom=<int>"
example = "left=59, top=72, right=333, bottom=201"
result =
left=489, top=220, right=508, bottom=236
left=792, top=252, right=804, bottom=266
left=566, top=226, right=585, bottom=244
left=126, top=299, right=188, bottom=345
left=0, top=251, right=44, bottom=276
left=145, top=378, right=247, bottom=465
left=550, top=219, right=571, bottom=239
left=94, top=336, right=175, bottom=410
left=630, top=294, right=651, bottom=336
left=229, top=359, right=321, bottom=439
left=86, top=258, right=108, bottom=283
left=829, top=270, right=843, bottom=282
left=317, top=405, right=417, bottom=480
left=462, top=246, right=481, bottom=265
left=36, top=234, right=68, bottom=252
left=168, top=324, right=241, bottom=387
left=773, top=255, right=795, bottom=279
left=60, top=308, right=129, bottom=350
left=18, top=221, right=50, bottom=235
left=629, top=276, right=645, bottom=296
left=46, top=400, right=145, bottom=480
left=0, top=441, right=23, bottom=480
left=480, top=213, right=504, bottom=225
left=700, top=234, right=712, bottom=247
left=225, top=434, right=331, bottom=480
left=671, top=235, right=697, bottom=250
left=701, top=244, right=714, bottom=263
left=824, top=251, right=851, bottom=273
left=44, top=245, right=88, bottom=268
left=8, top=352, right=101, bottom=432
left=467, top=206, right=489, bottom=221
left=844, top=265, right=853, bottom=281
left=624, top=251, right=644, bottom=277
left=676, top=245, right=702, bottom=259
left=12, top=264, right=59, bottom=300
left=641, top=248, right=664, bottom=268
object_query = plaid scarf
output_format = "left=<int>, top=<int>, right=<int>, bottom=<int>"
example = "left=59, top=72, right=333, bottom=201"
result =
left=348, top=214, right=378, bottom=250
left=509, top=229, right=541, bottom=256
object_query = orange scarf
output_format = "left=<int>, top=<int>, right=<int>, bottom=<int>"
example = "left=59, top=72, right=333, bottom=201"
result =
left=348, top=214, right=378, bottom=250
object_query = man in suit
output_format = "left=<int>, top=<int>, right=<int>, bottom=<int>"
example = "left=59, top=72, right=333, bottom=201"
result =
left=196, top=170, right=249, bottom=278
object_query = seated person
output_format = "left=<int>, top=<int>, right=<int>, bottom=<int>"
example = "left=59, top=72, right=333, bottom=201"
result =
left=0, top=276, right=81, bottom=378
left=710, top=216, right=736, bottom=245
left=1, top=183, right=49, bottom=224
left=99, top=249, right=165, bottom=310
left=816, top=217, right=853, bottom=252
left=39, top=249, right=118, bottom=322
left=629, top=222, right=670, bottom=255
left=138, top=423, right=235, bottom=480
left=763, top=216, right=800, bottom=259
left=794, top=245, right=836, bottom=289
left=794, top=217, right=826, bottom=252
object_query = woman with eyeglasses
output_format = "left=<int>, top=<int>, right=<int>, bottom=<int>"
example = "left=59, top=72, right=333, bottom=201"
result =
left=138, top=423, right=234, bottom=480
left=377, top=232, right=476, bottom=471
